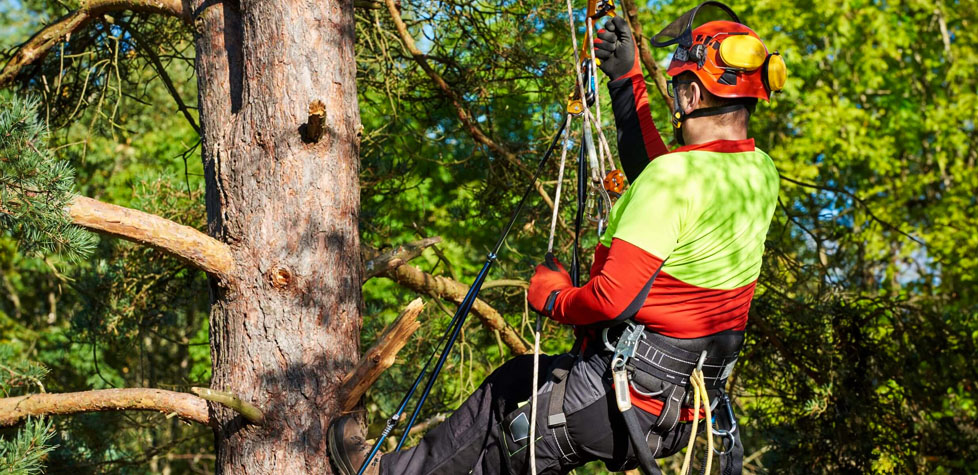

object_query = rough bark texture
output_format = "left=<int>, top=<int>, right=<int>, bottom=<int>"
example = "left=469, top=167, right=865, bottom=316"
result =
left=337, top=298, right=424, bottom=412
left=192, top=0, right=361, bottom=472
left=0, top=0, right=190, bottom=87
left=69, top=196, right=234, bottom=278
left=0, top=389, right=210, bottom=427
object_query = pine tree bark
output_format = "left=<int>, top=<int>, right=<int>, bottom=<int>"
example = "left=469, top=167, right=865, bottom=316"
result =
left=191, top=0, right=361, bottom=472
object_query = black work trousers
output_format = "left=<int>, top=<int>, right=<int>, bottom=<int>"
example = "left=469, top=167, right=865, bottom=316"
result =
left=379, top=349, right=693, bottom=474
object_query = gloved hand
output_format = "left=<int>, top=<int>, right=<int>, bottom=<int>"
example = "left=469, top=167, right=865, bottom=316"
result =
left=593, top=16, right=641, bottom=81
left=527, top=253, right=573, bottom=317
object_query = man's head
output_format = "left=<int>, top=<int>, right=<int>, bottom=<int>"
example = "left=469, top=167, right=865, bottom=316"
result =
left=651, top=2, right=787, bottom=145
left=670, top=71, right=755, bottom=144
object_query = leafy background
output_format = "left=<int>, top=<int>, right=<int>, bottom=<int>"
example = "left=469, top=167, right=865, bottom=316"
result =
left=1, top=0, right=976, bottom=472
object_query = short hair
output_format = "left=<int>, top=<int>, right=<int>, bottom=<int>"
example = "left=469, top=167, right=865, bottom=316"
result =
left=675, top=72, right=756, bottom=129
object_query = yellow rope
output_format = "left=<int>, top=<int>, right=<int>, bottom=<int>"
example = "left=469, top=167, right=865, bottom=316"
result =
left=678, top=369, right=716, bottom=475
left=679, top=370, right=702, bottom=475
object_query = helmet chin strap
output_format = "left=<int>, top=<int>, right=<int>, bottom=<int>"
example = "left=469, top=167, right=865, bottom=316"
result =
left=671, top=102, right=750, bottom=146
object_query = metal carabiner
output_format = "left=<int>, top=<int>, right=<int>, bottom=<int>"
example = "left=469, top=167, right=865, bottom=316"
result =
left=712, top=390, right=739, bottom=455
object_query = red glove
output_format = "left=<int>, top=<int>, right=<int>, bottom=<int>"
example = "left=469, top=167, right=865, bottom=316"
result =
left=527, top=253, right=573, bottom=317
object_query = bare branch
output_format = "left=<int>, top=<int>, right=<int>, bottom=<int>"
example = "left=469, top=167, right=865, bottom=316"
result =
left=481, top=279, right=528, bottom=290
left=124, top=21, right=200, bottom=134
left=338, top=298, right=425, bottom=412
left=384, top=261, right=530, bottom=355
left=68, top=196, right=234, bottom=279
left=381, top=0, right=566, bottom=230
left=779, top=174, right=924, bottom=245
left=0, top=0, right=191, bottom=88
left=0, top=388, right=210, bottom=427
left=619, top=0, right=674, bottom=110
left=362, top=236, right=442, bottom=283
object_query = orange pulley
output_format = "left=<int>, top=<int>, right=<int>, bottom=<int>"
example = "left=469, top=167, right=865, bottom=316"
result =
left=603, top=169, right=625, bottom=198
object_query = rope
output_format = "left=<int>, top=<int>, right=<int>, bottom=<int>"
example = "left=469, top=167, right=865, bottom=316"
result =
left=529, top=320, right=542, bottom=475
left=530, top=3, right=620, bottom=471
left=547, top=115, right=573, bottom=252
left=680, top=368, right=716, bottom=475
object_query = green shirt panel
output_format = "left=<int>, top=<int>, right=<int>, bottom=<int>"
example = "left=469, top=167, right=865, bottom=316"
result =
left=599, top=148, right=779, bottom=290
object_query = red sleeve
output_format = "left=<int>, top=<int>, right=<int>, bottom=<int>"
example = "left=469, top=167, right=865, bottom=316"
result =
left=589, top=243, right=610, bottom=277
left=550, top=238, right=664, bottom=325
left=608, top=69, right=670, bottom=182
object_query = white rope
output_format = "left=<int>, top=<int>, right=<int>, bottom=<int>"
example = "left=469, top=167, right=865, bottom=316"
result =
left=531, top=115, right=572, bottom=475
left=529, top=324, right=541, bottom=475
left=547, top=114, right=573, bottom=252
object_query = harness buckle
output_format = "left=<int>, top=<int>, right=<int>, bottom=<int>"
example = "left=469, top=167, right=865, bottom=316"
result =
left=603, top=322, right=645, bottom=412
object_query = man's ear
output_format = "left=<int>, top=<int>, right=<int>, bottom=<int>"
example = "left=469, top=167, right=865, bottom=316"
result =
left=685, top=81, right=702, bottom=114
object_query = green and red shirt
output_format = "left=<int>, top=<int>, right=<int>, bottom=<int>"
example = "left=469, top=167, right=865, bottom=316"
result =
left=548, top=70, right=780, bottom=416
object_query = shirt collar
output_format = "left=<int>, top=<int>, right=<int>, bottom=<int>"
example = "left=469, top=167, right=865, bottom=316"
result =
left=672, top=138, right=755, bottom=154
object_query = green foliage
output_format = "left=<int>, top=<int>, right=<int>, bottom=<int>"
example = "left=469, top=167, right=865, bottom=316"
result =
left=0, top=95, right=95, bottom=261
left=0, top=417, right=56, bottom=475
left=0, top=345, right=48, bottom=397
left=0, top=0, right=976, bottom=472
left=0, top=342, right=55, bottom=475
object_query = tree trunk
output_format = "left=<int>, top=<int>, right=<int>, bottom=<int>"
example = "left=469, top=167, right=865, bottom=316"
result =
left=191, top=0, right=361, bottom=472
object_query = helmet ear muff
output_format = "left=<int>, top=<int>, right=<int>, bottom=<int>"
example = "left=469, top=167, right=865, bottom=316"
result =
left=762, top=52, right=787, bottom=93
left=718, top=34, right=767, bottom=70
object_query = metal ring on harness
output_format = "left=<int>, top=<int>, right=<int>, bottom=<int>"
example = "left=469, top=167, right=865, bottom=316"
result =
left=711, top=391, right=738, bottom=455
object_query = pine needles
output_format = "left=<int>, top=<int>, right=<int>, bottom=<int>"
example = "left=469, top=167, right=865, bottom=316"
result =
left=0, top=95, right=96, bottom=261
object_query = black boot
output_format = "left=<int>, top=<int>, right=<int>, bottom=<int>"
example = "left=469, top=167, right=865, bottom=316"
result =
left=327, top=415, right=381, bottom=475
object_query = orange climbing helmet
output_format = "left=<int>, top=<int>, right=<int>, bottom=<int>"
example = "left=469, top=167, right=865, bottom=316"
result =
left=651, top=2, right=786, bottom=101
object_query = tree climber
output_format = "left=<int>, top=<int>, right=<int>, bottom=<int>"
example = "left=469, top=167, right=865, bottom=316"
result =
left=328, top=2, right=786, bottom=474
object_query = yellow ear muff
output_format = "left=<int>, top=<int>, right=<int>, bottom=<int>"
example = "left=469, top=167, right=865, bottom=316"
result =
left=762, top=52, right=787, bottom=92
left=718, top=34, right=767, bottom=70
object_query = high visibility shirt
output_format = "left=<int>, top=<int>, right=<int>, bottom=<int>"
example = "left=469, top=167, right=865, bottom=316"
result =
left=547, top=70, right=780, bottom=417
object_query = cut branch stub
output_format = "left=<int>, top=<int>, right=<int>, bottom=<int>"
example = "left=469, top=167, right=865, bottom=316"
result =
left=338, top=298, right=425, bottom=412
left=191, top=387, right=264, bottom=424
left=302, top=100, right=327, bottom=143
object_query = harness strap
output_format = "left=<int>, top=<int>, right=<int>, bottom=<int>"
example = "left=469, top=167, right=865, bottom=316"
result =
left=621, top=406, right=662, bottom=475
left=546, top=355, right=580, bottom=465
left=651, top=384, right=685, bottom=433
left=631, top=334, right=738, bottom=389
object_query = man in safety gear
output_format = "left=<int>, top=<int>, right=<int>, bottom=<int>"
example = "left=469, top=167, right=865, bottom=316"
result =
left=328, top=2, right=784, bottom=474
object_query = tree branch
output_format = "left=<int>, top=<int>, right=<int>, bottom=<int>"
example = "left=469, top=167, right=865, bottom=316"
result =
left=338, top=298, right=425, bottom=412
left=68, top=196, right=234, bottom=279
left=0, top=388, right=210, bottom=427
left=778, top=174, right=924, bottom=245
left=381, top=0, right=566, bottom=231
left=619, top=0, right=674, bottom=111
left=123, top=21, right=200, bottom=134
left=190, top=387, right=264, bottom=424
left=383, top=261, right=530, bottom=355
left=0, top=0, right=191, bottom=88
left=362, top=236, right=442, bottom=283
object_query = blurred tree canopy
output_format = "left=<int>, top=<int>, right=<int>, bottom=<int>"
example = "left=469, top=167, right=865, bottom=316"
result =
left=1, top=0, right=976, bottom=472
